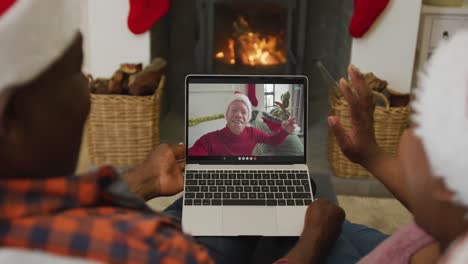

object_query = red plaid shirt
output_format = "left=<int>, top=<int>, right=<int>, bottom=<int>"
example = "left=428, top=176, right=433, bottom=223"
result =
left=0, top=167, right=213, bottom=264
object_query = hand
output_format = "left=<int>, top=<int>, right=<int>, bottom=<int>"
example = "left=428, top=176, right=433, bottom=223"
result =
left=283, top=199, right=345, bottom=263
left=301, top=199, right=345, bottom=244
left=123, top=144, right=186, bottom=201
left=281, top=117, right=297, bottom=134
left=328, top=64, right=382, bottom=166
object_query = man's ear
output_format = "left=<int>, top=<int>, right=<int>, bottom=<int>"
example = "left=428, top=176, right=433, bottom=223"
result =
left=432, top=177, right=455, bottom=203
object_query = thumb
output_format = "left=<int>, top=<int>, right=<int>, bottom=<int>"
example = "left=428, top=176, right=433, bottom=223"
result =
left=177, top=161, right=186, bottom=172
left=175, top=169, right=185, bottom=188
left=328, top=116, right=352, bottom=150
left=170, top=143, right=186, bottom=160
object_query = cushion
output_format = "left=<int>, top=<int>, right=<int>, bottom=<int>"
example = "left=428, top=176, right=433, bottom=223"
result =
left=250, top=118, right=304, bottom=156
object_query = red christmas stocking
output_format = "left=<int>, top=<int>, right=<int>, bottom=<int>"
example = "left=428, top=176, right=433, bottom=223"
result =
left=247, top=83, right=258, bottom=107
left=349, top=0, right=390, bottom=38
left=128, top=0, right=170, bottom=35
left=262, top=117, right=282, bottom=132
left=0, top=0, right=16, bottom=17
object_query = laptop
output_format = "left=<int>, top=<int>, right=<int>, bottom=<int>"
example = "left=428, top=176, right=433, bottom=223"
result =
left=182, top=75, right=313, bottom=236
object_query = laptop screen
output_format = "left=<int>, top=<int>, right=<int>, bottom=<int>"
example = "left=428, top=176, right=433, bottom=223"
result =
left=185, top=75, right=307, bottom=164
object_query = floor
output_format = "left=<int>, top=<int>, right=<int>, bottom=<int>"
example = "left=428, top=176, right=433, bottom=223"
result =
left=77, top=110, right=412, bottom=235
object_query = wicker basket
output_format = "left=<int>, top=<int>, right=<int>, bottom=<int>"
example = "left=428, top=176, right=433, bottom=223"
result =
left=86, top=76, right=165, bottom=167
left=328, top=91, right=410, bottom=178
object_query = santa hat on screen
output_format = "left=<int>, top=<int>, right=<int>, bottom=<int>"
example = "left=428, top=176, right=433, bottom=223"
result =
left=225, top=92, right=252, bottom=122
left=412, top=30, right=468, bottom=208
left=0, top=0, right=81, bottom=94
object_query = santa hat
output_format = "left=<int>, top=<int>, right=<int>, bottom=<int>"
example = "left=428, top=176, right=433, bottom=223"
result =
left=441, top=232, right=468, bottom=263
left=225, top=92, right=252, bottom=122
left=0, top=0, right=81, bottom=93
left=412, top=30, right=468, bottom=208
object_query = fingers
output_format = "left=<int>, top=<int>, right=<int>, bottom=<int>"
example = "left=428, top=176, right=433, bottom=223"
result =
left=176, top=171, right=185, bottom=191
left=348, top=65, right=366, bottom=97
left=309, top=198, right=345, bottom=217
left=309, top=198, right=327, bottom=207
left=339, top=78, right=361, bottom=123
left=286, top=117, right=297, bottom=132
left=177, top=160, right=186, bottom=172
left=283, top=119, right=297, bottom=133
left=172, top=143, right=186, bottom=172
left=348, top=65, right=373, bottom=107
left=328, top=116, right=352, bottom=151
left=339, top=78, right=357, bottom=106
left=170, top=143, right=186, bottom=160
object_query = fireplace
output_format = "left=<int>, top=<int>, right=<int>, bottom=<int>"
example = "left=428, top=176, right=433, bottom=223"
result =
left=194, top=0, right=306, bottom=75
left=151, top=1, right=353, bottom=119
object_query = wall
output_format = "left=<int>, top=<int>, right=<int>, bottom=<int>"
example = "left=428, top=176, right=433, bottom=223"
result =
left=350, top=0, right=422, bottom=93
left=188, top=83, right=245, bottom=118
left=302, top=0, right=353, bottom=125
left=80, top=0, right=151, bottom=78
left=188, top=83, right=268, bottom=119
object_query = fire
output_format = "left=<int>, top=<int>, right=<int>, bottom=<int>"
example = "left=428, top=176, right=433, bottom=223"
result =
left=215, top=17, right=286, bottom=66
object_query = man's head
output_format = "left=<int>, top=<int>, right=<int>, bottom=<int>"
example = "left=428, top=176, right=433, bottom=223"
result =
left=0, top=0, right=87, bottom=178
left=401, top=30, right=468, bottom=248
left=225, top=93, right=252, bottom=135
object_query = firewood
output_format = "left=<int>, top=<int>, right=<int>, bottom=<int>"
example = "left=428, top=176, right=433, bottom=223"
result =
left=108, top=70, right=125, bottom=94
left=90, top=78, right=109, bottom=94
left=128, top=58, right=166, bottom=96
left=119, top=63, right=143, bottom=74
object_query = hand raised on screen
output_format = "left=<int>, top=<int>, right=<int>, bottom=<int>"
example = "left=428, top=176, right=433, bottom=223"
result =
left=282, top=117, right=297, bottom=134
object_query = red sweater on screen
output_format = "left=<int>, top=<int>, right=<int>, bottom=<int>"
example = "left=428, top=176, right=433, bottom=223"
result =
left=188, top=126, right=289, bottom=156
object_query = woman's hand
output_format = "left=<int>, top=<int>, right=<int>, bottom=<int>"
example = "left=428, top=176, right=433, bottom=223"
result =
left=328, top=65, right=382, bottom=167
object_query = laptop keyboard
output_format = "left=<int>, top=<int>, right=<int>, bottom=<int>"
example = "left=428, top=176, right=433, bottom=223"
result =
left=184, top=170, right=313, bottom=206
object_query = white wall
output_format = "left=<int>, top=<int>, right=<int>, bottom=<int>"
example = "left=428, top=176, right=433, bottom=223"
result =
left=256, top=84, right=265, bottom=112
left=188, top=83, right=267, bottom=119
left=80, top=0, right=150, bottom=78
left=350, top=0, right=422, bottom=93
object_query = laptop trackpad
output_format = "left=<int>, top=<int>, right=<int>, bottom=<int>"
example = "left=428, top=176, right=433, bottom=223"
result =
left=222, top=207, right=277, bottom=236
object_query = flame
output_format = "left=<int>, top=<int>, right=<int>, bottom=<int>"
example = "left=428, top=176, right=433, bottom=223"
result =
left=215, top=17, right=286, bottom=66
left=228, top=39, right=235, bottom=64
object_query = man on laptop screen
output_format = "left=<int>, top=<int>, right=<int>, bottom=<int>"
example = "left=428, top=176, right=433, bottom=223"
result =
left=188, top=82, right=304, bottom=159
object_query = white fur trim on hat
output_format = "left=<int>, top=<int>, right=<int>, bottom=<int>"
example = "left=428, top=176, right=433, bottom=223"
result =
left=412, top=30, right=468, bottom=208
left=0, top=0, right=81, bottom=92
left=225, top=93, right=252, bottom=122
left=441, top=232, right=468, bottom=263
